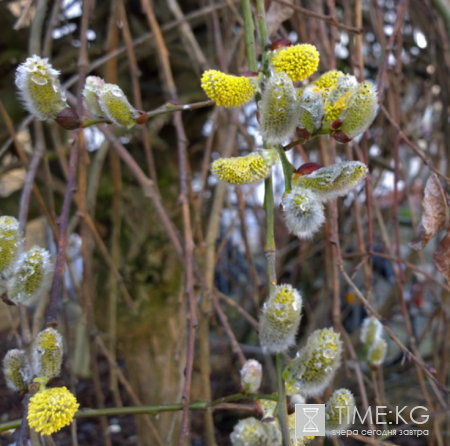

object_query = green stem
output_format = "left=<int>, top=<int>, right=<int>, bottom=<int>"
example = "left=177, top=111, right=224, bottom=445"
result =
left=241, top=0, right=258, bottom=72
left=277, top=145, right=294, bottom=193
left=276, top=353, right=290, bottom=446
left=0, top=394, right=278, bottom=434
left=255, top=0, right=271, bottom=71
left=263, top=175, right=277, bottom=291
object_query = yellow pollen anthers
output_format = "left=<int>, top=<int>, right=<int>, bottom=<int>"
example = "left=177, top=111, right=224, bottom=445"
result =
left=211, top=149, right=278, bottom=185
left=15, top=55, right=68, bottom=120
left=0, top=216, right=22, bottom=283
left=322, top=74, right=357, bottom=128
left=291, top=161, right=368, bottom=202
left=7, top=247, right=53, bottom=306
left=283, top=328, right=342, bottom=397
left=28, top=387, right=79, bottom=435
left=201, top=70, right=256, bottom=107
left=313, top=70, right=344, bottom=91
left=259, top=284, right=302, bottom=354
left=3, top=349, right=31, bottom=392
left=97, top=83, right=139, bottom=128
left=272, top=44, right=320, bottom=82
left=325, top=388, right=355, bottom=433
left=33, top=328, right=63, bottom=380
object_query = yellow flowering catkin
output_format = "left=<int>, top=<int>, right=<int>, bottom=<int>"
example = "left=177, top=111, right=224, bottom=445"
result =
left=297, top=86, right=324, bottom=136
left=339, top=81, right=378, bottom=139
left=312, top=70, right=344, bottom=95
left=211, top=150, right=278, bottom=185
left=283, top=328, right=342, bottom=397
left=32, top=328, right=63, bottom=380
left=259, top=72, right=298, bottom=144
left=15, top=55, right=68, bottom=120
left=0, top=216, right=22, bottom=283
left=97, top=83, right=139, bottom=128
left=259, top=284, right=302, bottom=354
left=289, top=413, right=315, bottom=446
left=282, top=187, right=325, bottom=239
left=7, top=246, right=53, bottom=306
left=3, top=349, right=31, bottom=392
left=82, top=76, right=105, bottom=117
left=28, top=387, right=79, bottom=435
left=322, top=74, right=357, bottom=127
left=325, top=388, right=355, bottom=434
left=291, top=161, right=368, bottom=202
left=201, top=70, right=256, bottom=107
left=272, top=44, right=320, bottom=82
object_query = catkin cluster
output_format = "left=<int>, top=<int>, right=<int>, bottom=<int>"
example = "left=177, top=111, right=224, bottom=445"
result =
left=360, top=316, right=387, bottom=367
left=282, top=161, right=368, bottom=239
left=298, top=72, right=378, bottom=142
left=15, top=56, right=144, bottom=129
left=0, top=216, right=53, bottom=306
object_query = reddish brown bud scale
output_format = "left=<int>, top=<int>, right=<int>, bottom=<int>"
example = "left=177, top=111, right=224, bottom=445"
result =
left=332, top=130, right=352, bottom=143
left=135, top=110, right=148, bottom=125
left=270, top=39, right=292, bottom=51
left=256, top=109, right=260, bottom=124
left=330, top=119, right=343, bottom=130
left=293, top=163, right=322, bottom=178
left=240, top=71, right=259, bottom=78
left=54, top=107, right=81, bottom=130
left=296, top=127, right=311, bottom=141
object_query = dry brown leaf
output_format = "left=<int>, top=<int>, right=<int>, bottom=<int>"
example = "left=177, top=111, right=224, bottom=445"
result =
left=266, top=0, right=294, bottom=37
left=433, top=226, right=450, bottom=285
left=409, top=173, right=446, bottom=250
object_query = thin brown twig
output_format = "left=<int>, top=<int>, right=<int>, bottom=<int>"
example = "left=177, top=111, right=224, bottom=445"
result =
left=272, top=0, right=363, bottom=34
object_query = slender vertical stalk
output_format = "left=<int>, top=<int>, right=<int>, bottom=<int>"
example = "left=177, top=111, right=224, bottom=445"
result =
left=277, top=145, right=294, bottom=193
left=241, top=1, right=290, bottom=444
left=276, top=354, right=290, bottom=446
left=241, top=0, right=258, bottom=72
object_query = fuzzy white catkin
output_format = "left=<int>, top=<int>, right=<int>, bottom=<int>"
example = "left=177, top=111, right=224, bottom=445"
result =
left=325, top=388, right=355, bottom=434
left=360, top=316, right=383, bottom=346
left=0, top=216, right=22, bottom=285
left=82, top=76, right=106, bottom=117
left=3, top=349, right=31, bottom=392
left=7, top=247, right=53, bottom=306
left=291, top=161, right=368, bottom=202
left=282, top=187, right=325, bottom=239
left=32, top=328, right=63, bottom=380
left=240, top=359, right=263, bottom=393
left=339, top=81, right=378, bottom=139
left=259, top=72, right=298, bottom=144
left=15, top=55, right=68, bottom=120
left=368, top=338, right=387, bottom=366
left=230, top=417, right=272, bottom=446
left=297, top=86, right=324, bottom=135
left=259, top=284, right=302, bottom=354
left=283, top=328, right=342, bottom=397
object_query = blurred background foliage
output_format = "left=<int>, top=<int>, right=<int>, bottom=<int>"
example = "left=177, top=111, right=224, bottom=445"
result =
left=1, top=0, right=450, bottom=445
